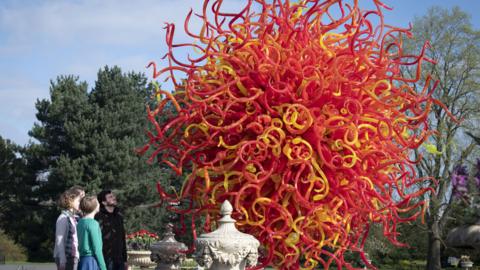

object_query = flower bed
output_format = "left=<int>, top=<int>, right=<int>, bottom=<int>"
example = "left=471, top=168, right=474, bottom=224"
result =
left=126, top=229, right=159, bottom=250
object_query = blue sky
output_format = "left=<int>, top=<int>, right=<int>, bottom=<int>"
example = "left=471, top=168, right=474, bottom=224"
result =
left=1, top=0, right=479, bottom=146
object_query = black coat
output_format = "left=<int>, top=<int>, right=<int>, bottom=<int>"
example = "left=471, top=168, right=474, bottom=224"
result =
left=95, top=207, right=127, bottom=263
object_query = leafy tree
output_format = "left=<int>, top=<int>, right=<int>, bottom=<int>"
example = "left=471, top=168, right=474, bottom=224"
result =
left=402, top=6, right=480, bottom=270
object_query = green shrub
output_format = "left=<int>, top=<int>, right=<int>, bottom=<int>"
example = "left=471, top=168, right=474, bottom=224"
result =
left=180, top=258, right=197, bottom=269
left=0, top=230, right=27, bottom=262
left=398, top=259, right=410, bottom=267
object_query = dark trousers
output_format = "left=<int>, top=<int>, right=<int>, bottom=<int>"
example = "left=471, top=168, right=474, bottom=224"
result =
left=105, top=259, right=124, bottom=270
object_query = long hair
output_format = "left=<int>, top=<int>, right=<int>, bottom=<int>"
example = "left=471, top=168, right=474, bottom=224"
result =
left=57, top=190, right=77, bottom=210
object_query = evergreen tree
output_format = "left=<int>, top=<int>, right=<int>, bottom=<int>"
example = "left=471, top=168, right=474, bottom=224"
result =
left=1, top=76, right=92, bottom=261
left=0, top=135, right=56, bottom=261
left=0, top=136, right=22, bottom=222
left=29, top=75, right=92, bottom=197
left=85, top=66, right=174, bottom=234
left=1, top=67, right=181, bottom=261
left=7, top=67, right=183, bottom=260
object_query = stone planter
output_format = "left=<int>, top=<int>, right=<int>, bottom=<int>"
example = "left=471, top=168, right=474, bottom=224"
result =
left=150, top=223, right=187, bottom=270
left=127, top=250, right=156, bottom=269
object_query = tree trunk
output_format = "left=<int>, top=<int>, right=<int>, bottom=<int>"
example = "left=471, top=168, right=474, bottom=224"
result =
left=426, top=222, right=442, bottom=270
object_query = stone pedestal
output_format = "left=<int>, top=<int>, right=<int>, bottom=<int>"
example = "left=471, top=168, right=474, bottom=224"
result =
left=195, top=200, right=260, bottom=270
left=150, top=224, right=188, bottom=270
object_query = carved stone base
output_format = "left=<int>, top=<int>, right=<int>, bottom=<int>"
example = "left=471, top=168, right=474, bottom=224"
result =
left=195, top=200, right=260, bottom=270
left=209, top=260, right=246, bottom=270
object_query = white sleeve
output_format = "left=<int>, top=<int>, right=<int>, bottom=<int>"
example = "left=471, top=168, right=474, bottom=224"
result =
left=54, top=215, right=68, bottom=265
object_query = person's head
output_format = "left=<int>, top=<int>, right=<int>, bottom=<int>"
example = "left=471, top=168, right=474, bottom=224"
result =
left=68, top=186, right=85, bottom=211
left=57, top=190, right=81, bottom=211
left=69, top=185, right=85, bottom=199
left=97, top=189, right=117, bottom=208
left=80, top=196, right=100, bottom=215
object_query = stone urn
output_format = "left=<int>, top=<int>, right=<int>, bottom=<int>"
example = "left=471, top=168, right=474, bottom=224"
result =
left=127, top=250, right=156, bottom=269
left=150, top=223, right=188, bottom=270
left=195, top=200, right=260, bottom=270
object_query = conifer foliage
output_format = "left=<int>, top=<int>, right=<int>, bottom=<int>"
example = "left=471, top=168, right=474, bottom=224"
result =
left=0, top=66, right=176, bottom=260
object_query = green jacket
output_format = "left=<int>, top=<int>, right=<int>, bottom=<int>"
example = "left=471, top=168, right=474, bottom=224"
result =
left=77, top=218, right=107, bottom=270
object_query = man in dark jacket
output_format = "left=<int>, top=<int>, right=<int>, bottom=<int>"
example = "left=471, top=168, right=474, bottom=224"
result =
left=95, top=190, right=128, bottom=270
